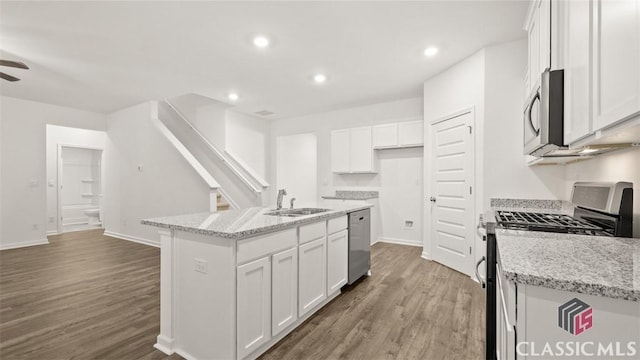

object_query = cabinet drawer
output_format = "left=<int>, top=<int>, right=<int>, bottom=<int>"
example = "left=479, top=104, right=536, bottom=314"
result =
left=327, top=216, right=348, bottom=234
left=299, top=221, right=327, bottom=244
left=237, top=228, right=297, bottom=265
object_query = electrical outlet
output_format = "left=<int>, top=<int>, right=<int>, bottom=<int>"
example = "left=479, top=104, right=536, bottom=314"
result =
left=194, top=259, right=208, bottom=274
left=404, top=220, right=414, bottom=229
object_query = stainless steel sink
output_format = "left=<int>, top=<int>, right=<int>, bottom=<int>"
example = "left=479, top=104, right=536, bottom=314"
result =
left=264, top=208, right=332, bottom=217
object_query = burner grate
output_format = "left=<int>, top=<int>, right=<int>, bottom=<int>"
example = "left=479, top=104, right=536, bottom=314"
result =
left=495, top=211, right=603, bottom=231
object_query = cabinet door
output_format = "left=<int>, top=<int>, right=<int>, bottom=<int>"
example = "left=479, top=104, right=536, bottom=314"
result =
left=237, top=256, right=271, bottom=359
left=298, top=237, right=327, bottom=317
left=593, top=0, right=640, bottom=130
left=327, top=230, right=348, bottom=295
left=271, top=247, right=297, bottom=337
left=538, top=0, right=551, bottom=73
left=349, top=126, right=374, bottom=172
left=563, top=0, right=592, bottom=143
left=527, top=2, right=541, bottom=92
left=331, top=129, right=350, bottom=173
left=398, top=120, right=424, bottom=147
left=372, top=123, right=398, bottom=148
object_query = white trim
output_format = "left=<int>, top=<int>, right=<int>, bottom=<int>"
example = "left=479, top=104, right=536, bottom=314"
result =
left=224, top=149, right=270, bottom=189
left=429, top=106, right=474, bottom=125
left=421, top=251, right=431, bottom=261
left=150, top=116, right=220, bottom=189
left=377, top=237, right=422, bottom=247
left=154, top=335, right=175, bottom=355
left=0, top=239, right=49, bottom=250
left=103, top=230, right=160, bottom=247
left=164, top=100, right=260, bottom=193
left=47, top=230, right=59, bottom=236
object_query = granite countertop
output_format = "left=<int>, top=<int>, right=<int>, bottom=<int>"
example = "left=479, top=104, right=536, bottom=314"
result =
left=141, top=201, right=372, bottom=240
left=491, top=198, right=640, bottom=302
left=321, top=190, right=379, bottom=200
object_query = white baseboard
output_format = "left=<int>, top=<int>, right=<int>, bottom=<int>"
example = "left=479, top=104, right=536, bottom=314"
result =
left=377, top=237, right=422, bottom=247
left=103, top=230, right=159, bottom=248
left=0, top=238, right=49, bottom=251
left=154, top=335, right=175, bottom=355
left=46, top=230, right=59, bottom=236
left=421, top=251, right=431, bottom=260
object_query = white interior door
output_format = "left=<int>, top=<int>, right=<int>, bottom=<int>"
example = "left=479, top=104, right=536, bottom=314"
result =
left=430, top=110, right=475, bottom=276
left=276, top=133, right=317, bottom=202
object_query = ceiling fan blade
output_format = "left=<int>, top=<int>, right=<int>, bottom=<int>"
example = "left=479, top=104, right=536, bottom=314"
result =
left=0, top=72, right=20, bottom=82
left=0, top=60, right=29, bottom=69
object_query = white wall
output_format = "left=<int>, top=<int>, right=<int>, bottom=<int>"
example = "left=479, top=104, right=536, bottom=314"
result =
left=565, top=147, right=640, bottom=237
left=46, top=125, right=107, bottom=234
left=423, top=49, right=485, bottom=260
left=483, top=39, right=565, bottom=207
left=226, top=110, right=269, bottom=181
left=270, top=97, right=424, bottom=244
left=0, top=96, right=106, bottom=249
left=422, top=39, right=567, bottom=265
left=103, top=102, right=210, bottom=246
left=276, top=133, right=317, bottom=203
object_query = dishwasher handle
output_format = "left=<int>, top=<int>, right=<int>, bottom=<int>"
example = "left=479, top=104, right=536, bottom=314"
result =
left=475, top=256, right=486, bottom=288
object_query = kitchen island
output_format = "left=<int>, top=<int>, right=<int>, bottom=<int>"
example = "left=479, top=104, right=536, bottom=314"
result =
left=142, top=202, right=372, bottom=360
left=489, top=199, right=640, bottom=359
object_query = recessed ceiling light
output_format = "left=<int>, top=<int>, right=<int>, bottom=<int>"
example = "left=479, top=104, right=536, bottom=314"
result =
left=253, top=36, right=270, bottom=48
left=313, top=74, right=327, bottom=83
left=228, top=93, right=239, bottom=101
left=424, top=46, right=439, bottom=57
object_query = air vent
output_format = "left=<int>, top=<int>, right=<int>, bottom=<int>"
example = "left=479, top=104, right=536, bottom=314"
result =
left=254, top=110, right=274, bottom=116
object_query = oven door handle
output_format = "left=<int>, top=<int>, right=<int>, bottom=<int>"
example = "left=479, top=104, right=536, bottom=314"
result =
left=527, top=90, right=541, bottom=136
left=475, top=256, right=486, bottom=288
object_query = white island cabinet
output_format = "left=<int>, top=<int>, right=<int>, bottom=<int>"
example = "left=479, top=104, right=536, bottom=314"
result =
left=142, top=206, right=366, bottom=360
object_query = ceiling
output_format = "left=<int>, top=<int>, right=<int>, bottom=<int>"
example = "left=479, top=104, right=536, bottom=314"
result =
left=0, top=1, right=528, bottom=120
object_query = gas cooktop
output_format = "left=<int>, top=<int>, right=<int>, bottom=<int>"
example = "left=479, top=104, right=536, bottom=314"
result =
left=495, top=211, right=612, bottom=236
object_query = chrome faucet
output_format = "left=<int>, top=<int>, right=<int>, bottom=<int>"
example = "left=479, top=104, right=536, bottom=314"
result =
left=276, top=189, right=287, bottom=210
left=290, top=197, right=296, bottom=209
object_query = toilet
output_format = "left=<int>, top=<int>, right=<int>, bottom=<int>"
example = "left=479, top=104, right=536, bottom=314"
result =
left=84, top=208, right=101, bottom=225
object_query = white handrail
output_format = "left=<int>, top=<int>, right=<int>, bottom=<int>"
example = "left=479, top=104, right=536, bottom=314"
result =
left=224, top=149, right=270, bottom=189
left=151, top=116, right=220, bottom=189
left=164, top=100, right=262, bottom=194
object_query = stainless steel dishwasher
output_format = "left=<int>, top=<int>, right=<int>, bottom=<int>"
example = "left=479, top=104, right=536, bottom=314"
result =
left=348, top=208, right=370, bottom=284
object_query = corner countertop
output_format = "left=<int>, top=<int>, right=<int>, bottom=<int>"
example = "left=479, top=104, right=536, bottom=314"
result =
left=321, top=190, right=379, bottom=200
left=491, top=198, right=640, bottom=302
left=141, top=201, right=372, bottom=240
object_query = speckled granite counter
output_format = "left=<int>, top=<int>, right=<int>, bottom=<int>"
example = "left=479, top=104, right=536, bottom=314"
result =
left=321, top=190, right=379, bottom=200
left=142, top=201, right=372, bottom=240
left=491, top=198, right=640, bottom=302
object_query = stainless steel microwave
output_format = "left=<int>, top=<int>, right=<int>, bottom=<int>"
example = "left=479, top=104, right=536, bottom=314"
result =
left=523, top=69, right=565, bottom=156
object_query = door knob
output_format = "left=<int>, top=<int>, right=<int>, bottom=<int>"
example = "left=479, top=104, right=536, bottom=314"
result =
left=430, top=197, right=436, bottom=202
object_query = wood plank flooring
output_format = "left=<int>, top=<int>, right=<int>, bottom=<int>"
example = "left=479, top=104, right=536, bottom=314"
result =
left=0, top=231, right=484, bottom=360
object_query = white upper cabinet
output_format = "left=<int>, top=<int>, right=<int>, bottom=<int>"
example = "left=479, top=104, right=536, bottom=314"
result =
left=525, top=0, right=552, bottom=95
left=331, top=127, right=376, bottom=173
left=350, top=126, right=374, bottom=172
left=330, top=129, right=351, bottom=173
left=372, top=123, right=398, bottom=148
left=372, top=120, right=424, bottom=149
left=592, top=0, right=640, bottom=131
left=563, top=0, right=592, bottom=143
left=398, top=120, right=424, bottom=147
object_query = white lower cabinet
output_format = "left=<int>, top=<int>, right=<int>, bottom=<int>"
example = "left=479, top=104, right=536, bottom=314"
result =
left=271, top=247, right=298, bottom=337
left=327, top=229, right=348, bottom=294
left=298, top=237, right=327, bottom=316
left=237, top=256, right=271, bottom=359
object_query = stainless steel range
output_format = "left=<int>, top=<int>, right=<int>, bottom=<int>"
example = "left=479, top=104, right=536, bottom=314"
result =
left=496, top=181, right=634, bottom=238
left=481, top=181, right=634, bottom=360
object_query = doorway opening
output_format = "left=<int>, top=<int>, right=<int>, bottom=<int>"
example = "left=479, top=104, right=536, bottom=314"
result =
left=58, top=146, right=103, bottom=233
